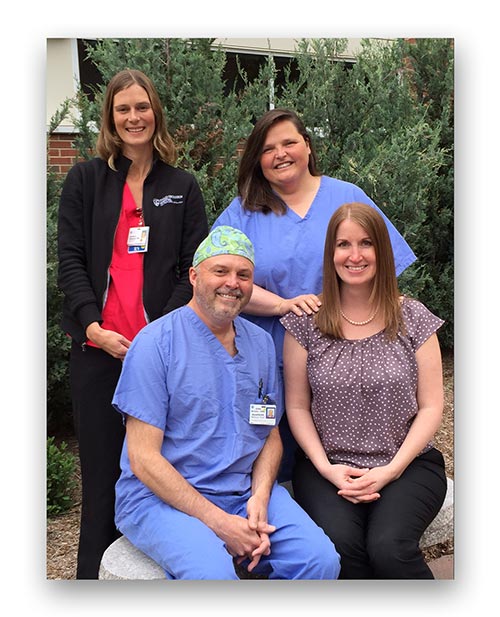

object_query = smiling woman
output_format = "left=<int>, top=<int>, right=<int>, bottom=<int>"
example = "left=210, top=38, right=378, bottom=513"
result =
left=318, top=201, right=402, bottom=341
left=333, top=219, right=377, bottom=287
left=57, top=68, right=208, bottom=578
left=280, top=202, right=447, bottom=579
left=259, top=120, right=319, bottom=216
left=211, top=108, right=417, bottom=484
left=112, top=84, right=156, bottom=154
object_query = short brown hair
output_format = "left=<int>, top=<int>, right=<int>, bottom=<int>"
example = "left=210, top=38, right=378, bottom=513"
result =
left=96, top=69, right=177, bottom=168
left=315, top=202, right=404, bottom=340
left=237, top=109, right=321, bottom=215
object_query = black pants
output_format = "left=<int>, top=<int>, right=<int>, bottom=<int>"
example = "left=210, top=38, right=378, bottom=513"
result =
left=277, top=412, right=298, bottom=483
left=69, top=342, right=125, bottom=579
left=292, top=448, right=447, bottom=579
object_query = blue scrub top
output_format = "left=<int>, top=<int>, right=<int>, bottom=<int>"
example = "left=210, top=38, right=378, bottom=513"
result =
left=113, top=306, right=282, bottom=518
left=212, top=175, right=417, bottom=367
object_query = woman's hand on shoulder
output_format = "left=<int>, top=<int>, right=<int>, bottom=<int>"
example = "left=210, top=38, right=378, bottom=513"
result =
left=277, top=294, right=322, bottom=317
left=85, top=322, right=131, bottom=360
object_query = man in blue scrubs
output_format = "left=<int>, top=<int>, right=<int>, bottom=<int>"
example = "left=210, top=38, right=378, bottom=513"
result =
left=112, top=226, right=340, bottom=580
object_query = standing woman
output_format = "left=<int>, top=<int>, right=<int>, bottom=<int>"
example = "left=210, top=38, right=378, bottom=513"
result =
left=57, top=69, right=208, bottom=578
left=212, top=109, right=416, bottom=481
left=281, top=202, right=447, bottom=578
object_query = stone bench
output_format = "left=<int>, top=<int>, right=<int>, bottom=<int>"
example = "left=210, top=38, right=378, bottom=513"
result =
left=99, top=477, right=454, bottom=580
left=99, top=535, right=166, bottom=580
left=420, top=476, right=454, bottom=549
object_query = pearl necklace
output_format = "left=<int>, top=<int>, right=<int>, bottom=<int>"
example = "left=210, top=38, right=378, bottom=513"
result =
left=340, top=308, right=378, bottom=326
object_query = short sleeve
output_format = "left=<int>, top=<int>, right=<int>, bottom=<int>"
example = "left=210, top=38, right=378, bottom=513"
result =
left=211, top=197, right=245, bottom=229
left=401, top=297, right=444, bottom=351
left=280, top=311, right=315, bottom=350
left=112, top=324, right=170, bottom=431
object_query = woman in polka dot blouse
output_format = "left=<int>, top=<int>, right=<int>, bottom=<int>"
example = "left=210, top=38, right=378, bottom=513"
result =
left=281, top=202, right=447, bottom=579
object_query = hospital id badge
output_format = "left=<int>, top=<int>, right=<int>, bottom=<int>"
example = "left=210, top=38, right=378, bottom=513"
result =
left=127, top=226, right=150, bottom=254
left=249, top=403, right=277, bottom=426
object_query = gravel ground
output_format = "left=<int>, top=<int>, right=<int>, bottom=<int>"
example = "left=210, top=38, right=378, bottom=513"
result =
left=46, top=351, right=454, bottom=580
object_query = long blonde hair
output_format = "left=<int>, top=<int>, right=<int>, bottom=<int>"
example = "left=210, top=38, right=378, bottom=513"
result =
left=96, top=69, right=177, bottom=169
left=315, top=202, right=404, bottom=340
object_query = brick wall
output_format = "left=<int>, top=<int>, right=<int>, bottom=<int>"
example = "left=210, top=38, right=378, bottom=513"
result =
left=48, top=133, right=82, bottom=175
left=48, top=133, right=247, bottom=175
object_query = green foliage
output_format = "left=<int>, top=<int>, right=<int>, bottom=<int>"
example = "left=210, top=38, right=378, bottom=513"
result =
left=47, top=437, right=77, bottom=517
left=83, top=38, right=276, bottom=218
left=47, top=104, right=72, bottom=432
left=70, top=87, right=100, bottom=158
left=46, top=38, right=454, bottom=430
left=276, top=38, right=454, bottom=347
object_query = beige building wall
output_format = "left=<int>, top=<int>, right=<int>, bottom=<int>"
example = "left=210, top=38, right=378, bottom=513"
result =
left=47, top=39, right=80, bottom=131
left=212, top=38, right=363, bottom=57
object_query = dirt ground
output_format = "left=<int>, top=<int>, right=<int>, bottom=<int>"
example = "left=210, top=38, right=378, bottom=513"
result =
left=46, top=351, right=454, bottom=580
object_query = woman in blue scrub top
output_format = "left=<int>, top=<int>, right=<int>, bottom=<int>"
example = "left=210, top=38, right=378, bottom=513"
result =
left=212, top=108, right=416, bottom=481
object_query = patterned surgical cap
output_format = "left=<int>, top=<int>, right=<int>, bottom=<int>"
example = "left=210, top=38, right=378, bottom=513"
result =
left=192, top=226, right=255, bottom=267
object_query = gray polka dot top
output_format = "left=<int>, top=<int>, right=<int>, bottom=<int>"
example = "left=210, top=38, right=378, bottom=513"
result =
left=280, top=297, right=444, bottom=469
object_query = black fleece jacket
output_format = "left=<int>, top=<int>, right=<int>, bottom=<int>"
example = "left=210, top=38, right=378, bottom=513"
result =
left=57, top=154, right=208, bottom=345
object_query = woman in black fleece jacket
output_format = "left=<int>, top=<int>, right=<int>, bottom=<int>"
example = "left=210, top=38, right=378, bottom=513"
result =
left=57, top=69, right=208, bottom=578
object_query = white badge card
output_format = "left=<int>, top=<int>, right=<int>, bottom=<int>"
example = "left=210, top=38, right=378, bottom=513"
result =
left=249, top=403, right=277, bottom=426
left=127, top=226, right=150, bottom=254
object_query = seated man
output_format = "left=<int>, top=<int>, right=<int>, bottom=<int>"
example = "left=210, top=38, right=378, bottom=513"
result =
left=112, top=226, right=340, bottom=580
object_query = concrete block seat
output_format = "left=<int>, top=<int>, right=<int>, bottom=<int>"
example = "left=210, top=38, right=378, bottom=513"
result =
left=99, top=477, right=454, bottom=580
left=100, top=536, right=166, bottom=580
left=420, top=476, right=454, bottom=549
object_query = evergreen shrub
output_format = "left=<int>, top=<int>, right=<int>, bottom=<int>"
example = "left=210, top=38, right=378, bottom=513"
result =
left=46, top=38, right=454, bottom=431
left=47, top=437, right=77, bottom=517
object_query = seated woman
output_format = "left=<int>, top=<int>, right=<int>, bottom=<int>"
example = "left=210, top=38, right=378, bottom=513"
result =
left=281, top=202, right=447, bottom=579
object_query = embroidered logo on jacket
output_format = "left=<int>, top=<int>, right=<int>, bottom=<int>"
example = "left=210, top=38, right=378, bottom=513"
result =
left=153, top=195, right=184, bottom=206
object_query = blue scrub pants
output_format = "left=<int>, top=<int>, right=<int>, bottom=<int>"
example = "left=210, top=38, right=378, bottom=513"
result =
left=118, top=484, right=340, bottom=580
